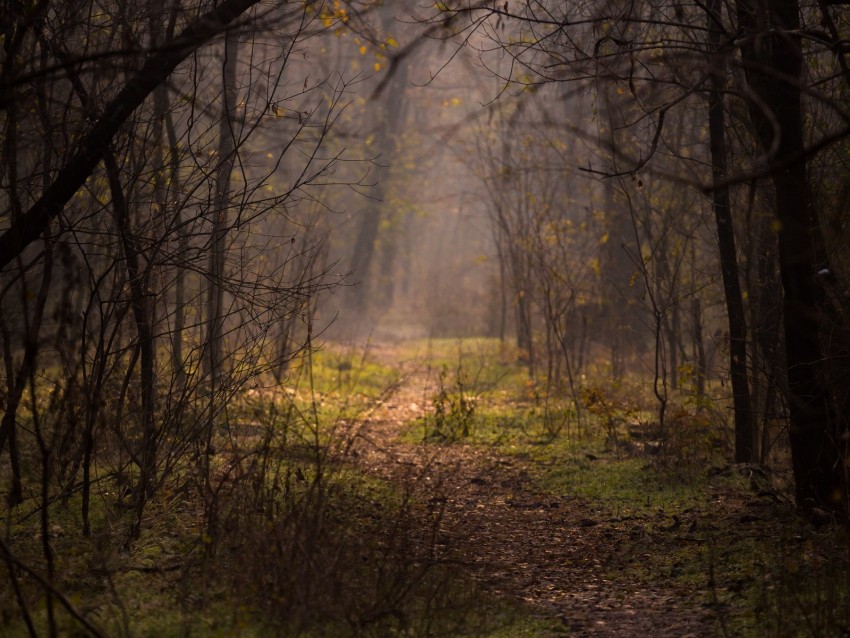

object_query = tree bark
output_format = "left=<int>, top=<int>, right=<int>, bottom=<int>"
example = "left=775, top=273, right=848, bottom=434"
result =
left=737, top=0, right=847, bottom=514
left=205, top=25, right=239, bottom=460
left=707, top=0, right=754, bottom=462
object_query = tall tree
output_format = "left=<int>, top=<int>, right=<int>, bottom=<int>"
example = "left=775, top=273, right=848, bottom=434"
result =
left=205, top=24, right=240, bottom=464
left=346, top=2, right=411, bottom=318
left=707, top=0, right=754, bottom=463
left=737, top=0, right=848, bottom=514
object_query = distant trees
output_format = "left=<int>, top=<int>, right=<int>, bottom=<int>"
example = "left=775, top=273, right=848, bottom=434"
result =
left=345, top=1, right=412, bottom=317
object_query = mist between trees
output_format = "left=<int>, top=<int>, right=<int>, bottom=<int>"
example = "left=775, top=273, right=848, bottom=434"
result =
left=1, top=0, right=850, bottom=634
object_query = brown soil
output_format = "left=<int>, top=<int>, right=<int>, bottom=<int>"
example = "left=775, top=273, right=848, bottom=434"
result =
left=345, top=343, right=727, bottom=637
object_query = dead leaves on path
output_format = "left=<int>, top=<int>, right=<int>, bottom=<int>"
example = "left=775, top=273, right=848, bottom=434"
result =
left=346, top=362, right=719, bottom=637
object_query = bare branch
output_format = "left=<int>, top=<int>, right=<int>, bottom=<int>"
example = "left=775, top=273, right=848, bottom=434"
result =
left=0, top=0, right=264, bottom=272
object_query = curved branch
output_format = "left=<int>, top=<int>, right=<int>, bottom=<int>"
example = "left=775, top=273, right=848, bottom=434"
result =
left=0, top=0, right=262, bottom=272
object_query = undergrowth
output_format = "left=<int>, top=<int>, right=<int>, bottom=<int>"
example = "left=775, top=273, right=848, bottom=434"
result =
left=3, top=337, right=848, bottom=637
left=400, top=338, right=850, bottom=637
left=0, top=342, right=547, bottom=638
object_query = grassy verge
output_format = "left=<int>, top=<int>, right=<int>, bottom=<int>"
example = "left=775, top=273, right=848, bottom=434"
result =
left=0, top=340, right=556, bottom=638
left=396, top=337, right=850, bottom=637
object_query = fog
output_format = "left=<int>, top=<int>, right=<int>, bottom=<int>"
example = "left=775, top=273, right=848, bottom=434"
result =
left=3, top=0, right=844, bottom=479
left=4, top=2, right=850, bottom=632
left=279, top=4, right=643, bottom=352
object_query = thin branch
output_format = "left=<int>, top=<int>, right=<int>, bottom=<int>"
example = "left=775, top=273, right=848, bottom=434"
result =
left=0, top=0, right=264, bottom=272
left=0, top=536, right=108, bottom=638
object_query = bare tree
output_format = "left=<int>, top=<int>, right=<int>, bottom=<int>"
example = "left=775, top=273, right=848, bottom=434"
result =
left=417, top=0, right=850, bottom=513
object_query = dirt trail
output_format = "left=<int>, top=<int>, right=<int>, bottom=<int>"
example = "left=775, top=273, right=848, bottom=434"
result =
left=347, top=343, right=721, bottom=637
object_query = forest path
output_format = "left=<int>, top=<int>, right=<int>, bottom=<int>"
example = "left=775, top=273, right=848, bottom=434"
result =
left=344, top=341, right=721, bottom=637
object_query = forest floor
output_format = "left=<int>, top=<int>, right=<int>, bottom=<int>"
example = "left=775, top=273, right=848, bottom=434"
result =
left=335, top=338, right=840, bottom=638
left=3, top=337, right=846, bottom=638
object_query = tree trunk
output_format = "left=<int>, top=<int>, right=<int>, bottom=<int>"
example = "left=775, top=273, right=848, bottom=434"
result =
left=348, top=6, right=409, bottom=316
left=707, top=0, right=754, bottom=462
left=206, top=25, right=239, bottom=459
left=165, top=106, right=187, bottom=388
left=104, top=152, right=157, bottom=508
left=737, top=0, right=847, bottom=514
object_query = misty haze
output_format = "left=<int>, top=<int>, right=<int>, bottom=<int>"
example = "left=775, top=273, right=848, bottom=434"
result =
left=2, top=1, right=849, bottom=636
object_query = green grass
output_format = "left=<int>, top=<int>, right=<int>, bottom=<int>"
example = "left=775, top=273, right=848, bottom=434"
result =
left=1, top=348, right=556, bottom=638
left=8, top=337, right=850, bottom=637
left=402, top=337, right=532, bottom=397
left=513, top=432, right=850, bottom=638
left=299, top=346, right=402, bottom=398
left=389, top=338, right=850, bottom=637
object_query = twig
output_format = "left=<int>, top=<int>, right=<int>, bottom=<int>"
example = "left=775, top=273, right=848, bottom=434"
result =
left=0, top=536, right=108, bottom=638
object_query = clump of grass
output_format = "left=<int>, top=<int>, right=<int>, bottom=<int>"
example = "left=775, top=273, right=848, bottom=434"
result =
left=422, top=365, right=478, bottom=441
left=410, top=342, right=570, bottom=444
